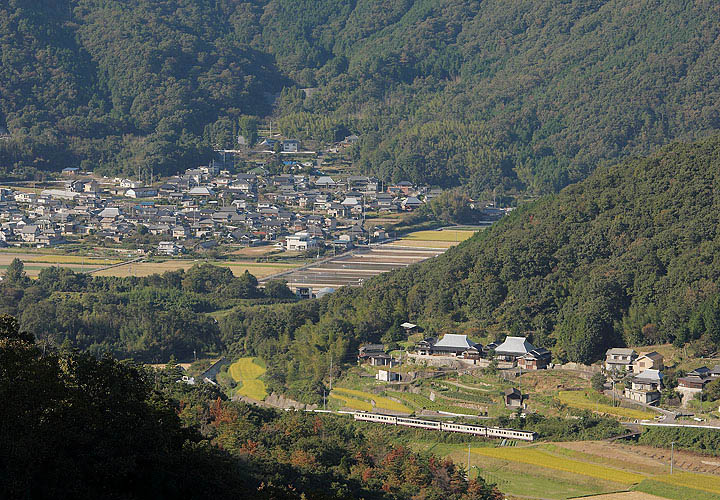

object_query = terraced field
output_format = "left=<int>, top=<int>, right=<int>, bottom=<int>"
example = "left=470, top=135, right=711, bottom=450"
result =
left=331, top=388, right=411, bottom=413
left=229, top=357, right=267, bottom=400
left=558, top=391, right=656, bottom=420
left=329, top=393, right=372, bottom=412
left=387, top=391, right=484, bottom=416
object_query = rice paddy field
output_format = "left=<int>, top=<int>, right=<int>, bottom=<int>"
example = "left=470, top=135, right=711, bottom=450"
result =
left=388, top=228, right=477, bottom=249
left=330, top=388, right=412, bottom=413
left=415, top=441, right=720, bottom=500
left=401, top=229, right=476, bottom=242
left=557, top=391, right=657, bottom=420
left=228, top=357, right=267, bottom=401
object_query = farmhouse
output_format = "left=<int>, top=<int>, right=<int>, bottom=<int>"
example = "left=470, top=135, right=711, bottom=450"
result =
left=518, top=348, right=551, bottom=370
left=624, top=369, right=663, bottom=404
left=633, top=351, right=664, bottom=374
left=604, top=348, right=638, bottom=373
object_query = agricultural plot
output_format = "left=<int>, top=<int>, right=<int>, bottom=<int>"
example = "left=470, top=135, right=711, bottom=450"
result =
left=332, top=388, right=411, bottom=413
left=633, top=479, right=720, bottom=500
left=470, top=447, right=646, bottom=484
left=228, top=357, right=267, bottom=401
left=0, top=252, right=122, bottom=276
left=387, top=391, right=484, bottom=416
left=329, top=393, right=372, bottom=412
left=650, top=471, right=720, bottom=495
left=94, top=260, right=297, bottom=278
left=401, top=230, right=475, bottom=242
left=558, top=391, right=656, bottom=420
left=275, top=245, right=443, bottom=293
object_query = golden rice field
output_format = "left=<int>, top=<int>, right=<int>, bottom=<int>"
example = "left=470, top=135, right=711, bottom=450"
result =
left=228, top=357, right=267, bottom=401
left=330, top=393, right=373, bottom=412
left=401, top=229, right=476, bottom=242
left=332, top=387, right=412, bottom=413
left=558, top=391, right=656, bottom=420
left=471, top=447, right=646, bottom=485
left=651, top=471, right=720, bottom=494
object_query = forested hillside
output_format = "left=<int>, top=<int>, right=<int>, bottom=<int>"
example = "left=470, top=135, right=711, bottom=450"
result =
left=224, top=135, right=720, bottom=398
left=8, top=137, right=720, bottom=401
left=0, top=315, right=500, bottom=499
left=2, top=0, right=720, bottom=193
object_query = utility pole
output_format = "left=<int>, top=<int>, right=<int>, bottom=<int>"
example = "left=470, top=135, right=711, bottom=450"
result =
left=670, top=441, right=675, bottom=474
left=467, top=443, right=471, bottom=479
left=329, top=353, right=333, bottom=390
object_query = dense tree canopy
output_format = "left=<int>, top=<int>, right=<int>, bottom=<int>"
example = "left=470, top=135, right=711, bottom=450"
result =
left=2, top=0, right=720, bottom=193
left=0, top=315, right=501, bottom=499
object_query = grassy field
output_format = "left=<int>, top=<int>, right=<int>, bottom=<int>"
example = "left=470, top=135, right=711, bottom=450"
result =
left=332, top=388, right=412, bottom=413
left=228, top=357, right=267, bottom=400
left=471, top=447, right=645, bottom=484
left=558, top=391, right=657, bottom=420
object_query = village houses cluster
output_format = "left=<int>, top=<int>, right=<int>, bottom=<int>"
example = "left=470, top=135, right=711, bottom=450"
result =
left=0, top=157, right=445, bottom=254
left=604, top=347, right=720, bottom=407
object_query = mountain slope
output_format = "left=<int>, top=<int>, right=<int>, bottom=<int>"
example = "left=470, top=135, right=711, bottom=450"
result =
left=2, top=0, right=720, bottom=193
left=251, top=135, right=720, bottom=390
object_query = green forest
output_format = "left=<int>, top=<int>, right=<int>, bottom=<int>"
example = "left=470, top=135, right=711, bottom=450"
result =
left=4, top=136, right=720, bottom=402
left=2, top=0, right=720, bottom=193
left=0, top=315, right=501, bottom=499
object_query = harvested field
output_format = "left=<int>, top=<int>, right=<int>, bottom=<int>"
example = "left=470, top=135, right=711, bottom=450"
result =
left=94, top=260, right=297, bottom=278
left=578, top=492, right=665, bottom=500
left=0, top=251, right=122, bottom=276
left=275, top=245, right=444, bottom=293
left=558, top=391, right=656, bottom=420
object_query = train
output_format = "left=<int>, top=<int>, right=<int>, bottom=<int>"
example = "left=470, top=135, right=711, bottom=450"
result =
left=353, top=411, right=536, bottom=441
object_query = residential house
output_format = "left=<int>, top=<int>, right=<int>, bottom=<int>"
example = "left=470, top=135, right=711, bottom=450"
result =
left=401, top=196, right=422, bottom=211
left=157, top=241, right=184, bottom=256
left=285, top=231, right=317, bottom=251
left=604, top=348, right=638, bottom=373
left=633, top=352, right=664, bottom=374
left=518, top=348, right=552, bottom=370
left=376, top=370, right=400, bottom=382
left=125, top=187, right=157, bottom=199
left=358, top=344, right=386, bottom=362
left=282, top=140, right=299, bottom=153
left=624, top=369, right=663, bottom=404
left=677, top=367, right=712, bottom=405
